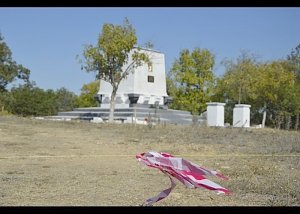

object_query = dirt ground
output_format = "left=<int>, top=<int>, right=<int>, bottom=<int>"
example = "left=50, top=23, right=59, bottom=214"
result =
left=0, top=115, right=299, bottom=206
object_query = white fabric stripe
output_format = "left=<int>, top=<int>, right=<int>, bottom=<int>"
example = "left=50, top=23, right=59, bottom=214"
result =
left=137, top=151, right=230, bottom=205
left=186, top=174, right=226, bottom=189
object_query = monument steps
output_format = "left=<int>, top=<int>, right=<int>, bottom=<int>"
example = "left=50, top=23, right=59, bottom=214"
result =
left=52, top=106, right=196, bottom=125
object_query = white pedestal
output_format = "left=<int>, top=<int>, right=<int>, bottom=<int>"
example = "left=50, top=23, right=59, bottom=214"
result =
left=233, top=104, right=251, bottom=128
left=206, top=102, right=225, bottom=127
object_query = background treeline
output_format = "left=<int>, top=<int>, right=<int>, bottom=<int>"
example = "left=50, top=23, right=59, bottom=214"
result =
left=0, top=81, right=99, bottom=117
left=167, top=46, right=300, bottom=130
left=1, top=33, right=299, bottom=130
left=0, top=34, right=99, bottom=117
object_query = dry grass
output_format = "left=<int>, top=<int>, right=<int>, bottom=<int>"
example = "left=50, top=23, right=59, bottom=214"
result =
left=0, top=115, right=299, bottom=206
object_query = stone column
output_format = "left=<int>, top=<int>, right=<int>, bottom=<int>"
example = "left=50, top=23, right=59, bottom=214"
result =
left=206, top=102, right=225, bottom=127
left=233, top=104, right=251, bottom=128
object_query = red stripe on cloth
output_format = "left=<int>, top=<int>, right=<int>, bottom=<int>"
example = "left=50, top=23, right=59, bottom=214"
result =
left=136, top=151, right=231, bottom=205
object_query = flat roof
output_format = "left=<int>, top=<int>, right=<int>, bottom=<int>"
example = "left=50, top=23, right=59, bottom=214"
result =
left=133, top=46, right=162, bottom=54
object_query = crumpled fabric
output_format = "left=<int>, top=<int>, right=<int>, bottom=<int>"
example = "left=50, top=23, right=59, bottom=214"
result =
left=136, top=151, right=231, bottom=206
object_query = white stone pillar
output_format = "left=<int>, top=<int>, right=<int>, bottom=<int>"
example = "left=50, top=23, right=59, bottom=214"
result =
left=206, top=102, right=225, bottom=127
left=233, top=104, right=251, bottom=128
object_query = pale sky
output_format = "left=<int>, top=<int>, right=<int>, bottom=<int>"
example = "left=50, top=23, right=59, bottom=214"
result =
left=0, top=7, right=299, bottom=94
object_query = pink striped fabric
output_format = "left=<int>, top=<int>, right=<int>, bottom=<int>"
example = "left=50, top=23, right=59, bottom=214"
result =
left=136, top=151, right=231, bottom=206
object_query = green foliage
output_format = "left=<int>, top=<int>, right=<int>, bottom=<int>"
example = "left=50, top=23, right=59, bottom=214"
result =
left=0, top=84, right=79, bottom=117
left=76, top=80, right=99, bottom=107
left=284, top=44, right=300, bottom=129
left=252, top=61, right=295, bottom=127
left=81, top=18, right=151, bottom=122
left=8, top=84, right=57, bottom=116
left=254, top=61, right=294, bottom=104
left=287, top=43, right=300, bottom=82
left=0, top=90, right=13, bottom=114
left=55, top=87, right=78, bottom=111
left=213, top=51, right=297, bottom=128
left=213, top=51, right=259, bottom=105
left=0, top=34, right=30, bottom=92
left=168, top=48, right=215, bottom=115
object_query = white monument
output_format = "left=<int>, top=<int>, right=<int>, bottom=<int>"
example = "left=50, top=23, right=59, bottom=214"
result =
left=206, top=102, right=225, bottom=127
left=97, top=48, right=171, bottom=109
left=56, top=48, right=194, bottom=125
left=233, top=104, right=251, bottom=128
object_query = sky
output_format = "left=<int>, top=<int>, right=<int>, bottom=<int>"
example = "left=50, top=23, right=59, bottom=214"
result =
left=0, top=7, right=300, bottom=95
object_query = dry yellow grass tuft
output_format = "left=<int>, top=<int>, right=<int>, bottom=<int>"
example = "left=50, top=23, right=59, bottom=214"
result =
left=0, top=115, right=299, bottom=206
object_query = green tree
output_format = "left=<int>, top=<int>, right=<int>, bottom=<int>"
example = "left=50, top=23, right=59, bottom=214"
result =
left=168, top=48, right=215, bottom=115
left=214, top=59, right=296, bottom=128
left=81, top=18, right=150, bottom=122
left=76, top=80, right=99, bottom=107
left=212, top=52, right=263, bottom=125
left=56, top=87, right=78, bottom=112
left=8, top=84, right=57, bottom=116
left=290, top=83, right=300, bottom=130
left=287, top=43, right=300, bottom=82
left=0, top=90, right=13, bottom=114
left=287, top=44, right=300, bottom=129
left=214, top=52, right=259, bottom=105
left=252, top=61, right=295, bottom=128
left=0, top=34, right=30, bottom=92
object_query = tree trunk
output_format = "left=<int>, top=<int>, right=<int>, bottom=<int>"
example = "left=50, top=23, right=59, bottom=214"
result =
left=276, top=113, right=285, bottom=129
left=108, top=90, right=116, bottom=123
left=262, top=102, right=267, bottom=128
left=285, top=114, right=291, bottom=130
left=295, top=113, right=299, bottom=130
left=238, top=87, right=241, bottom=104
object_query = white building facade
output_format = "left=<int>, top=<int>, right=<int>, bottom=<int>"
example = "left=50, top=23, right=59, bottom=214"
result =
left=97, top=48, right=171, bottom=109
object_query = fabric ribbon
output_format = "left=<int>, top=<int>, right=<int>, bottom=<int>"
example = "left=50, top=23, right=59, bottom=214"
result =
left=136, top=151, right=231, bottom=206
